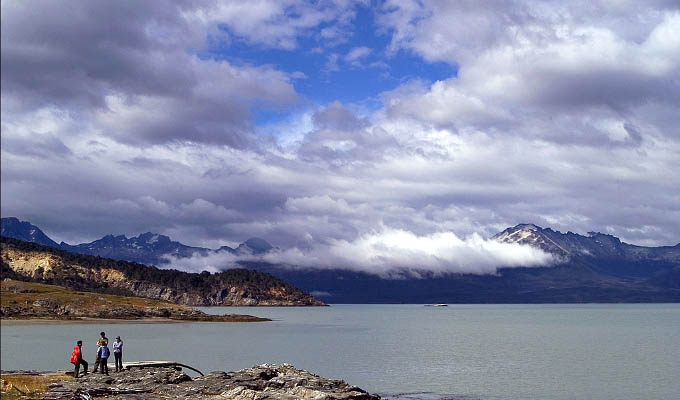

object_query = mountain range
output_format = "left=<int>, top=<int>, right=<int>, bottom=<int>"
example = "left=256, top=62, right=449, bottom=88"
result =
left=2, top=217, right=679, bottom=303
left=493, top=223, right=680, bottom=262
left=1, top=217, right=272, bottom=266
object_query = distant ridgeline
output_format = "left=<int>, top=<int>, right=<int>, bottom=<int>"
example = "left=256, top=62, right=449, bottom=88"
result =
left=0, top=217, right=272, bottom=267
left=2, top=217, right=680, bottom=303
left=0, top=236, right=325, bottom=306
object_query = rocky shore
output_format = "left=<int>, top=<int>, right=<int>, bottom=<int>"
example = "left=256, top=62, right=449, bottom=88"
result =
left=5, top=364, right=381, bottom=399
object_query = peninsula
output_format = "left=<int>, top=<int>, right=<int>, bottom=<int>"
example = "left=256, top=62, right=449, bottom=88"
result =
left=0, top=279, right=268, bottom=323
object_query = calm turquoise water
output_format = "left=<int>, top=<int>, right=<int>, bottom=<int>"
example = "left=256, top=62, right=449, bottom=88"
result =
left=1, top=304, right=679, bottom=399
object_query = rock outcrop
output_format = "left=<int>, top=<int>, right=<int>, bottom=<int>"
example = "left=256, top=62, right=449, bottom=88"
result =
left=38, top=364, right=381, bottom=399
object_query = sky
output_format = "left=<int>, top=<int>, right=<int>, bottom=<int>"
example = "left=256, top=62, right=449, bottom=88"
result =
left=1, top=1, right=679, bottom=274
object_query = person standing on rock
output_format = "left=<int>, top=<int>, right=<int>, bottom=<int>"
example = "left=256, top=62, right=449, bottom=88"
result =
left=97, top=341, right=110, bottom=375
left=91, top=331, right=108, bottom=373
left=112, top=336, right=123, bottom=372
left=70, top=340, right=88, bottom=378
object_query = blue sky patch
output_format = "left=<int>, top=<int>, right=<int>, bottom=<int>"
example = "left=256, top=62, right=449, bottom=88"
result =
left=203, top=5, right=456, bottom=127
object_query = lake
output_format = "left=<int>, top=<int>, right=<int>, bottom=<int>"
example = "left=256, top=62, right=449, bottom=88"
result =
left=2, top=304, right=679, bottom=399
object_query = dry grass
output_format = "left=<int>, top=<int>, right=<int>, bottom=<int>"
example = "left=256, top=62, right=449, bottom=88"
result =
left=1, top=279, right=269, bottom=322
left=0, top=372, right=70, bottom=399
left=1, top=279, right=189, bottom=313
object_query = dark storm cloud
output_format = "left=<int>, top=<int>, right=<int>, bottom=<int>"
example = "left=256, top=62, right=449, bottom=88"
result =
left=1, top=1, right=198, bottom=108
left=1, top=134, right=72, bottom=158
left=1, top=0, right=299, bottom=147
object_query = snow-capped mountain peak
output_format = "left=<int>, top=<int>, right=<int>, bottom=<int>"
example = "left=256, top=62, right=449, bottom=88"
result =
left=492, top=224, right=570, bottom=256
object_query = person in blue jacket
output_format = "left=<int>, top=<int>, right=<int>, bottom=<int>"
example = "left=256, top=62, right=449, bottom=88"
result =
left=97, top=342, right=110, bottom=375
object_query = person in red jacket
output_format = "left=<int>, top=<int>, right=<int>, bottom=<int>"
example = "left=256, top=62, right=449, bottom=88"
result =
left=70, top=340, right=88, bottom=378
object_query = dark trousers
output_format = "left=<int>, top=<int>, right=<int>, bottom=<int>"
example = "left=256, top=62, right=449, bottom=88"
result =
left=73, top=359, right=88, bottom=378
left=92, top=355, right=100, bottom=371
left=114, top=352, right=123, bottom=371
left=99, top=358, right=109, bottom=374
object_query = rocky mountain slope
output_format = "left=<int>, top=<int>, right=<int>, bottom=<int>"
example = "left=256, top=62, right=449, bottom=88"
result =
left=493, top=223, right=680, bottom=261
left=60, top=232, right=209, bottom=267
left=1, top=237, right=325, bottom=306
left=1, top=217, right=61, bottom=248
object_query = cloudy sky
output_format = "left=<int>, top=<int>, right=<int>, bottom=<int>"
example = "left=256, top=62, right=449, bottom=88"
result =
left=2, top=0, right=679, bottom=264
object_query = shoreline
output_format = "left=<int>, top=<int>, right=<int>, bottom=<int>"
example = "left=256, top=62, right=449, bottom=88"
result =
left=0, top=317, right=189, bottom=325
left=0, top=315, right=270, bottom=325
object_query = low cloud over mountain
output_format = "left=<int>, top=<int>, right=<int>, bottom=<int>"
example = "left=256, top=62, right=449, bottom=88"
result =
left=4, top=218, right=678, bottom=302
left=164, top=227, right=556, bottom=277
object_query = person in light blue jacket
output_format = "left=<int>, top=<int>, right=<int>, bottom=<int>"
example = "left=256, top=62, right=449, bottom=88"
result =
left=97, top=343, right=110, bottom=375
left=112, top=336, right=124, bottom=372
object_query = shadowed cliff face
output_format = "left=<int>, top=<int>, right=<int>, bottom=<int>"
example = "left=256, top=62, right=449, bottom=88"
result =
left=1, top=237, right=325, bottom=306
